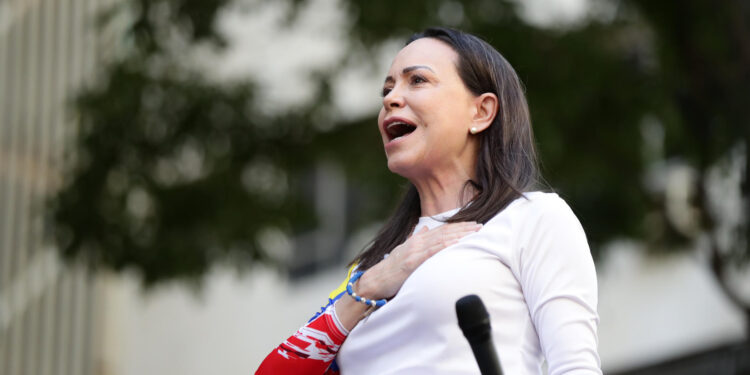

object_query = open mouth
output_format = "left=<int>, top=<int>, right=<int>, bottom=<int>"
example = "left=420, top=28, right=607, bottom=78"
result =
left=385, top=120, right=417, bottom=142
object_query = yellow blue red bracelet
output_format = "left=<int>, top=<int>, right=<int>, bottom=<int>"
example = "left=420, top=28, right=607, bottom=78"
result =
left=346, top=271, right=387, bottom=307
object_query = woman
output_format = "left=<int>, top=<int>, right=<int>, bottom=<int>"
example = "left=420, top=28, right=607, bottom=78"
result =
left=257, top=27, right=601, bottom=375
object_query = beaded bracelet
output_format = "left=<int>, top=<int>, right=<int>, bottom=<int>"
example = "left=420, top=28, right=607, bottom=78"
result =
left=346, top=271, right=387, bottom=307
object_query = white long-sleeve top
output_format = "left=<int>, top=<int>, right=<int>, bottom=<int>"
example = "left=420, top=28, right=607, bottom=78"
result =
left=336, top=192, right=601, bottom=375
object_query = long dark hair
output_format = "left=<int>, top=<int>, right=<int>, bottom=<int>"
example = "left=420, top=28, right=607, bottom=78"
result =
left=353, top=27, right=540, bottom=271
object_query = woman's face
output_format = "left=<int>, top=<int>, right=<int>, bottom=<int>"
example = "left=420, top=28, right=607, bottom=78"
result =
left=378, top=38, right=479, bottom=180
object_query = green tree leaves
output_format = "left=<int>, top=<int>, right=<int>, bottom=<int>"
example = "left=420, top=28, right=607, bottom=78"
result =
left=51, top=0, right=748, bottom=292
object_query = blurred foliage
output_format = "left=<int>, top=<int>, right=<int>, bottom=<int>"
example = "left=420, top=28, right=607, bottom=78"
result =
left=51, top=0, right=749, bottom=292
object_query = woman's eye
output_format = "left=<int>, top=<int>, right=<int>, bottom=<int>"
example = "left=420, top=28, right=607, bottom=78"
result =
left=410, top=75, right=427, bottom=84
left=381, top=87, right=392, bottom=97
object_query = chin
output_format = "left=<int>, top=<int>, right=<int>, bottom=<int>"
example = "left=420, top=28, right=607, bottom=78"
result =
left=386, top=157, right=421, bottom=178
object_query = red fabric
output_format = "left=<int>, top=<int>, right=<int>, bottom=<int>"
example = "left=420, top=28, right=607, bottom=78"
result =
left=255, top=308, right=345, bottom=375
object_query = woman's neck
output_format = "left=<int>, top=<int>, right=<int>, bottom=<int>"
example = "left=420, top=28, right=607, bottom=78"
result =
left=411, top=166, right=476, bottom=217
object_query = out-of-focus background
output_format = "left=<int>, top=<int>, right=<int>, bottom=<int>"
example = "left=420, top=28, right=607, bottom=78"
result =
left=1, top=0, right=748, bottom=374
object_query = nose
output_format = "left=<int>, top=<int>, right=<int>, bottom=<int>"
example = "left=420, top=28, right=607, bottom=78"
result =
left=382, top=87, right=405, bottom=110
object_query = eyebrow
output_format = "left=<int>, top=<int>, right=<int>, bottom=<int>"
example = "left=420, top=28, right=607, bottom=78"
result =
left=384, top=65, right=435, bottom=83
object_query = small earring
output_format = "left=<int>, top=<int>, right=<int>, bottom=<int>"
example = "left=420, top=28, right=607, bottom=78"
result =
left=470, top=127, right=478, bottom=135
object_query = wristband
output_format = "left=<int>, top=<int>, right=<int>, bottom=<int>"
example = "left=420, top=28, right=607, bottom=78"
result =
left=346, top=271, right=387, bottom=307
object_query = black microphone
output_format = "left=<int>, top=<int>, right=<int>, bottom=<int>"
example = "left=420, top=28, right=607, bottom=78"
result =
left=455, top=294, right=503, bottom=375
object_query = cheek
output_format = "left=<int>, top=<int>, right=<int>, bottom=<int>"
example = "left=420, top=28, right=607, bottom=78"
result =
left=444, top=93, right=473, bottom=122
left=422, top=99, right=473, bottom=155
left=418, top=90, right=470, bottom=127
left=425, top=105, right=470, bottom=139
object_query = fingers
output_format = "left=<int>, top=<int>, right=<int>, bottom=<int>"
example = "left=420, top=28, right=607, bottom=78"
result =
left=419, top=221, right=482, bottom=255
left=429, top=222, right=482, bottom=241
left=400, top=221, right=482, bottom=263
left=425, top=231, right=468, bottom=254
left=413, top=221, right=480, bottom=237
left=369, top=221, right=483, bottom=298
left=438, top=221, right=483, bottom=233
left=422, top=238, right=457, bottom=256
left=406, top=225, right=428, bottom=241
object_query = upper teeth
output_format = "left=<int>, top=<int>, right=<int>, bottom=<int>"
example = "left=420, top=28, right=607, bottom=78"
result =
left=388, top=121, right=415, bottom=129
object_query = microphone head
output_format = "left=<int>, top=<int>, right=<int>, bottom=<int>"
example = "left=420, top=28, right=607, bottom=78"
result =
left=455, top=294, right=492, bottom=343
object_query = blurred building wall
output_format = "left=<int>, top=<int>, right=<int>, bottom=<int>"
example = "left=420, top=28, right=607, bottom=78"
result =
left=0, top=0, right=115, bottom=374
left=93, top=266, right=343, bottom=375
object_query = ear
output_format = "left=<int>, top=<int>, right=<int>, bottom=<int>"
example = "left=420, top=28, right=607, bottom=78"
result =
left=469, top=93, right=498, bottom=135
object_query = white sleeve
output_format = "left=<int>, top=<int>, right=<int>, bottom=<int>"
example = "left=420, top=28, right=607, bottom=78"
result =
left=517, top=198, right=601, bottom=375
